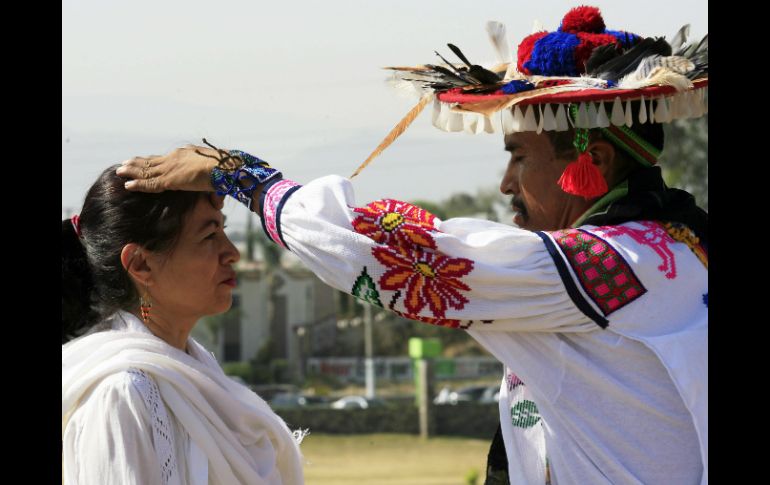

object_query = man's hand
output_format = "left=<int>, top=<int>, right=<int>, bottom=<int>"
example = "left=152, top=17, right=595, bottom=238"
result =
left=116, top=145, right=220, bottom=193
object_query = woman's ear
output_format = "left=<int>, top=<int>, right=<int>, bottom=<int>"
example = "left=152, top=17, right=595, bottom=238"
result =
left=120, top=243, right=154, bottom=287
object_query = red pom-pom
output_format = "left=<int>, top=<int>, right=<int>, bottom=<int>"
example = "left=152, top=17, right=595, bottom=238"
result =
left=517, top=31, right=549, bottom=75
left=561, top=6, right=605, bottom=34
left=557, top=152, right=608, bottom=199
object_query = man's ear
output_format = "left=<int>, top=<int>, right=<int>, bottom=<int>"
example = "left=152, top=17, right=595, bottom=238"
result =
left=587, top=139, right=619, bottom=184
left=120, top=243, right=154, bottom=287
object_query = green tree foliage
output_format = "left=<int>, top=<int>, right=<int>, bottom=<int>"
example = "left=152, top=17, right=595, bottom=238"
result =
left=660, top=114, right=708, bottom=210
left=413, top=186, right=511, bottom=222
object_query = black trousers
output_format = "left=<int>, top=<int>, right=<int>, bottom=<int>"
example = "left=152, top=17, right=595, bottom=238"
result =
left=484, top=423, right=510, bottom=485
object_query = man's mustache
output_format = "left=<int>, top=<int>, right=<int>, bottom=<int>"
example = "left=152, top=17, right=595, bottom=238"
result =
left=511, top=196, right=527, bottom=215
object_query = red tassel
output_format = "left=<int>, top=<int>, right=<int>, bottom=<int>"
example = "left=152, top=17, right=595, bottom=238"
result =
left=557, top=152, right=608, bottom=199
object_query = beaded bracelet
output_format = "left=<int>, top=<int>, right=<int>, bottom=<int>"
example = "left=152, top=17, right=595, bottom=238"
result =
left=202, top=140, right=283, bottom=210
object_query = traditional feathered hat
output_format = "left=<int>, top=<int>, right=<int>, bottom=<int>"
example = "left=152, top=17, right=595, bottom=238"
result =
left=353, top=6, right=708, bottom=199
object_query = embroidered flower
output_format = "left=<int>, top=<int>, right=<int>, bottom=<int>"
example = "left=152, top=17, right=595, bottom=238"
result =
left=392, top=309, right=465, bottom=328
left=373, top=246, right=474, bottom=318
left=353, top=199, right=438, bottom=250
left=506, top=371, right=523, bottom=392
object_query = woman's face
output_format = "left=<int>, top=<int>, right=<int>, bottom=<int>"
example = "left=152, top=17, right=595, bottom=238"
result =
left=147, top=196, right=240, bottom=321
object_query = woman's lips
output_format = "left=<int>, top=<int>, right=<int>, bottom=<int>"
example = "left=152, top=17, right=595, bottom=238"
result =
left=221, top=278, right=237, bottom=287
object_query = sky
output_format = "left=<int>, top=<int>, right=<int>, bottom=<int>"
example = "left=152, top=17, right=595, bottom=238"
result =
left=62, top=0, right=708, bottom=231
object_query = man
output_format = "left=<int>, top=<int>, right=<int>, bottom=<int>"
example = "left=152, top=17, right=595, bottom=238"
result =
left=118, top=6, right=707, bottom=484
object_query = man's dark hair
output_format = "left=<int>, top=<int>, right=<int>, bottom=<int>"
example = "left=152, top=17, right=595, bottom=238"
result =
left=543, top=101, right=665, bottom=167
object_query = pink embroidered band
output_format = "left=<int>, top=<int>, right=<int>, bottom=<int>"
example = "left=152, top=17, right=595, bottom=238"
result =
left=261, top=179, right=301, bottom=250
left=548, top=228, right=646, bottom=316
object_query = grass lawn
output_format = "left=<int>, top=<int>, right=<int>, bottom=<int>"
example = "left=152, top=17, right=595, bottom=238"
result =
left=300, top=433, right=489, bottom=485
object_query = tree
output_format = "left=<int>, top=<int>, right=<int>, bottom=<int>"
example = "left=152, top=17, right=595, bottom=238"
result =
left=412, top=187, right=512, bottom=223
left=660, top=115, right=708, bottom=210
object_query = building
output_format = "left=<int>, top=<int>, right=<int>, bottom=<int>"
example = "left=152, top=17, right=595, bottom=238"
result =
left=195, top=248, right=337, bottom=380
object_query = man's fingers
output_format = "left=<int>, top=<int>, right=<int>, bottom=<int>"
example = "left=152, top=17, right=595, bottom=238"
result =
left=116, top=164, right=154, bottom=181
left=120, top=156, right=151, bottom=168
left=124, top=177, right=164, bottom=193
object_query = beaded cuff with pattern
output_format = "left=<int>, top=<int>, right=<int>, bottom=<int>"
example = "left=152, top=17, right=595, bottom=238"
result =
left=210, top=150, right=282, bottom=210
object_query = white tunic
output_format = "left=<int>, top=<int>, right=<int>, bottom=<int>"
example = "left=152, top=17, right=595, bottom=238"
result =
left=258, top=175, right=707, bottom=485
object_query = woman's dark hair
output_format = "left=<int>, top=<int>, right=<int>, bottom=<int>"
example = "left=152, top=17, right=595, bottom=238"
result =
left=62, top=165, right=205, bottom=343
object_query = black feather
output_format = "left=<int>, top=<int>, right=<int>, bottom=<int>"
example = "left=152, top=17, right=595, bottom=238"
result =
left=433, top=51, right=479, bottom=84
left=447, top=43, right=474, bottom=68
left=590, top=37, right=673, bottom=82
left=446, top=43, right=502, bottom=85
left=467, top=66, right=502, bottom=85
left=585, top=44, right=621, bottom=75
left=425, top=64, right=476, bottom=85
left=434, top=51, right=468, bottom=76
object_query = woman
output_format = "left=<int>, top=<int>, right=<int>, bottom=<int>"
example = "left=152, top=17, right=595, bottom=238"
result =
left=62, top=166, right=304, bottom=484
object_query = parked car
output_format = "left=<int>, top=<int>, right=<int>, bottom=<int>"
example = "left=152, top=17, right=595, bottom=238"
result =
left=434, top=385, right=495, bottom=405
left=270, top=392, right=328, bottom=409
left=329, top=395, right=388, bottom=410
left=250, top=384, right=300, bottom=402
left=479, top=385, right=501, bottom=404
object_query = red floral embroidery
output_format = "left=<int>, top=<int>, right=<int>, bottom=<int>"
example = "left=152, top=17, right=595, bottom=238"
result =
left=391, top=309, right=465, bottom=328
left=594, top=221, right=678, bottom=279
left=353, top=199, right=438, bottom=250
left=373, top=246, right=473, bottom=318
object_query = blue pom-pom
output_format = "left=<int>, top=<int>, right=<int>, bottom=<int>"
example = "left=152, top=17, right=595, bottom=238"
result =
left=524, top=32, right=581, bottom=77
left=501, top=80, right=536, bottom=94
left=605, top=30, right=641, bottom=50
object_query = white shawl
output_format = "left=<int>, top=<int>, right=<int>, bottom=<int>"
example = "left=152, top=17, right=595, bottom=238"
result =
left=62, top=312, right=304, bottom=484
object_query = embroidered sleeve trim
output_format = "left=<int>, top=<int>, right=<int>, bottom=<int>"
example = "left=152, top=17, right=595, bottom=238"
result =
left=258, top=177, right=286, bottom=240
left=261, top=179, right=302, bottom=250
left=536, top=231, right=609, bottom=328
left=541, top=228, right=648, bottom=319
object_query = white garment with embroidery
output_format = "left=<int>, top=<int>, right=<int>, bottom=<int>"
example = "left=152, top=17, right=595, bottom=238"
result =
left=258, top=175, right=707, bottom=485
left=62, top=312, right=304, bottom=485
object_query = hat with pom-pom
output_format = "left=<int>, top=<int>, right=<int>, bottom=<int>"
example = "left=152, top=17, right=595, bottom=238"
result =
left=355, top=6, right=707, bottom=200
left=518, top=6, right=642, bottom=77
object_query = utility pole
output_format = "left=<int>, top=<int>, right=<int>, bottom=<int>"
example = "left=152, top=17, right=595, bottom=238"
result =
left=363, top=302, right=375, bottom=399
left=409, top=338, right=440, bottom=439
left=246, top=212, right=254, bottom=261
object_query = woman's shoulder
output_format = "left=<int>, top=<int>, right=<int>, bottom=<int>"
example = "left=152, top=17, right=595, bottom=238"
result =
left=66, top=369, right=156, bottom=439
left=80, top=367, right=160, bottom=417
